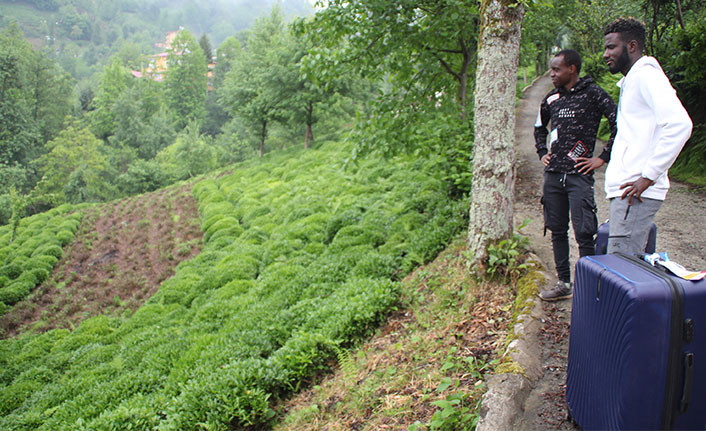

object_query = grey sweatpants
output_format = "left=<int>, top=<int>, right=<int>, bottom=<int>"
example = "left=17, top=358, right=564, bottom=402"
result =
left=607, top=197, right=662, bottom=255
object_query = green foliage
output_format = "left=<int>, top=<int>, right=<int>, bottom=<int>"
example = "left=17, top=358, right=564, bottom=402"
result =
left=198, top=33, right=213, bottom=62
left=656, top=15, right=706, bottom=185
left=2, top=2, right=359, bottom=211
left=0, top=0, right=313, bottom=83
left=0, top=141, right=466, bottom=429
left=156, top=122, right=218, bottom=181
left=408, top=379, right=477, bottom=431
left=35, top=123, right=113, bottom=204
left=89, top=58, right=133, bottom=139
left=0, top=206, right=81, bottom=309
left=219, top=7, right=298, bottom=156
left=301, top=0, right=478, bottom=194
left=671, top=124, right=706, bottom=186
left=166, top=30, right=208, bottom=129
left=0, top=22, right=73, bottom=171
left=116, top=159, right=166, bottom=195
left=109, top=82, right=175, bottom=159
left=409, top=355, right=496, bottom=431
left=480, top=225, right=530, bottom=284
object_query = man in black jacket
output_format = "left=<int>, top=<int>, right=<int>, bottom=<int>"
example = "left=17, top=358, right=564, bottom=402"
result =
left=535, top=49, right=617, bottom=301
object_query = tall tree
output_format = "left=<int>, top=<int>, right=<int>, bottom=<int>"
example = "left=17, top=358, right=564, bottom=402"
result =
left=564, top=0, right=638, bottom=57
left=288, top=25, right=356, bottom=149
left=166, top=29, right=208, bottom=130
left=213, top=36, right=243, bottom=90
left=0, top=22, right=73, bottom=195
left=203, top=36, right=243, bottom=136
left=89, top=58, right=133, bottom=140
left=520, top=2, right=564, bottom=77
left=299, top=1, right=479, bottom=195
left=199, top=33, right=213, bottom=63
left=110, top=79, right=173, bottom=159
left=35, top=123, right=111, bottom=204
left=27, top=50, right=73, bottom=147
left=466, top=0, right=525, bottom=263
left=0, top=23, right=38, bottom=167
left=303, top=0, right=480, bottom=120
left=219, top=7, right=295, bottom=156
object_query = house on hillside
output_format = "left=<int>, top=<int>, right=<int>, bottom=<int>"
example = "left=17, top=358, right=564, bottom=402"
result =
left=140, top=52, right=169, bottom=82
left=131, top=29, right=215, bottom=88
left=155, top=30, right=181, bottom=50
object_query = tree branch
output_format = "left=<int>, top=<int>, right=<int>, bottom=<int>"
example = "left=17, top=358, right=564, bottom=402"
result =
left=426, top=47, right=460, bottom=81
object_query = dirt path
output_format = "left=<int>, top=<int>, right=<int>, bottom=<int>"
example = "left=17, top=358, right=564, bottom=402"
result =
left=512, top=74, right=706, bottom=429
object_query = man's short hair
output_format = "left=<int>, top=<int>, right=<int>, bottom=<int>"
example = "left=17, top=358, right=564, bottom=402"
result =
left=604, top=18, right=646, bottom=51
left=555, top=49, right=582, bottom=75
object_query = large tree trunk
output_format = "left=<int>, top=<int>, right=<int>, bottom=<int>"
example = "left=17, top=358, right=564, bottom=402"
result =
left=467, top=0, right=525, bottom=264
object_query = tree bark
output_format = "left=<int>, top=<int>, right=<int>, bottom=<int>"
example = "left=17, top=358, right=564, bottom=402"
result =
left=467, top=0, right=525, bottom=264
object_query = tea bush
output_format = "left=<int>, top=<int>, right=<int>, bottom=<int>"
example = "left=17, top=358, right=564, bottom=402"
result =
left=0, top=142, right=466, bottom=430
left=0, top=207, right=82, bottom=312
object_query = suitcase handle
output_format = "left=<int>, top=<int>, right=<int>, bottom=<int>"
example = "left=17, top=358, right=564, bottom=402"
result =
left=596, top=268, right=607, bottom=300
left=679, top=352, right=694, bottom=413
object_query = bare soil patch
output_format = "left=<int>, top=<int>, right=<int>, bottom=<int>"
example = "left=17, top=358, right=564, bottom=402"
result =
left=0, top=183, right=203, bottom=338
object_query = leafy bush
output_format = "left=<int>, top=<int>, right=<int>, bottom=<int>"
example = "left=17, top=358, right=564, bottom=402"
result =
left=116, top=159, right=166, bottom=195
left=0, top=207, right=82, bottom=307
left=671, top=124, right=706, bottom=186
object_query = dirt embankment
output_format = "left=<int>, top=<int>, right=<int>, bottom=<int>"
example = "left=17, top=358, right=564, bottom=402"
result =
left=0, top=184, right=203, bottom=338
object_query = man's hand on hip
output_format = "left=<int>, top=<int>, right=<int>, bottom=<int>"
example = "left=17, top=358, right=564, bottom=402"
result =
left=541, top=152, right=551, bottom=167
left=574, top=156, right=605, bottom=174
left=620, top=176, right=654, bottom=205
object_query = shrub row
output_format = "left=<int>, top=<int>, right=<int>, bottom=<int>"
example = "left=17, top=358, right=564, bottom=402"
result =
left=0, top=142, right=467, bottom=430
left=0, top=205, right=83, bottom=312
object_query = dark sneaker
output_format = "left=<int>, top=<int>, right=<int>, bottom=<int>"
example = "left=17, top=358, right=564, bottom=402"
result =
left=539, top=280, right=573, bottom=302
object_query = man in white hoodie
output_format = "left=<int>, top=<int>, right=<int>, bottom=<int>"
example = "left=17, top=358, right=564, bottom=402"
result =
left=603, top=18, right=692, bottom=254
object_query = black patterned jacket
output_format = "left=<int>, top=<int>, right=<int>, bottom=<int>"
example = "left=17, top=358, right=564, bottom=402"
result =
left=534, top=76, right=617, bottom=174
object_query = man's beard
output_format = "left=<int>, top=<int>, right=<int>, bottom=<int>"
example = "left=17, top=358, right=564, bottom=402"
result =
left=609, top=46, right=631, bottom=74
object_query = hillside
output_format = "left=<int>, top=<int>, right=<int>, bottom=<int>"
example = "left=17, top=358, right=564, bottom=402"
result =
left=0, top=0, right=313, bottom=80
left=0, top=141, right=471, bottom=429
left=1, top=183, right=203, bottom=337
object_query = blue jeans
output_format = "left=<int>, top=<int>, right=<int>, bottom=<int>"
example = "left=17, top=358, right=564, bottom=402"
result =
left=607, top=197, right=662, bottom=255
left=542, top=172, right=598, bottom=283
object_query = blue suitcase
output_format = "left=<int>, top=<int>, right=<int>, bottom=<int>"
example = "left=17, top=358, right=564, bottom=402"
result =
left=594, top=221, right=657, bottom=255
left=566, top=253, right=706, bottom=430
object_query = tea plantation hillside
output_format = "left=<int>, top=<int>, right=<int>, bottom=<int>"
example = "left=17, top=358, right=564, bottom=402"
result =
left=0, top=141, right=467, bottom=430
left=0, top=183, right=204, bottom=337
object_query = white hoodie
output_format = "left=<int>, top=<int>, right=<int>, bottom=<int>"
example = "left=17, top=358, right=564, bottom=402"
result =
left=604, top=56, right=692, bottom=200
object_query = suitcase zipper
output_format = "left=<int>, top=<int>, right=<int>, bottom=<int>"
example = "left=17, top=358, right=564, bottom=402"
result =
left=615, top=252, right=685, bottom=430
